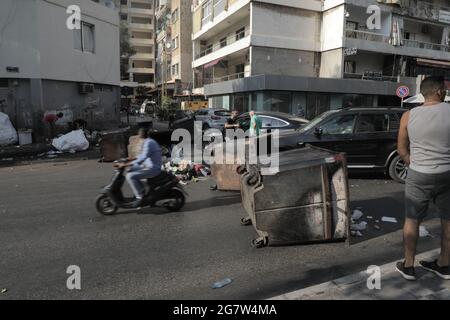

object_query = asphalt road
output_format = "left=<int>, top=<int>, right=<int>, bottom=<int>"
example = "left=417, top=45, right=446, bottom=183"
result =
left=0, top=160, right=443, bottom=299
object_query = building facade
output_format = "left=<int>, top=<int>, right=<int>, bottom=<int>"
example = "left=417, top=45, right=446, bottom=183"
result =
left=155, top=0, right=193, bottom=98
left=191, top=0, right=450, bottom=119
left=119, top=0, right=156, bottom=101
left=0, top=0, right=121, bottom=139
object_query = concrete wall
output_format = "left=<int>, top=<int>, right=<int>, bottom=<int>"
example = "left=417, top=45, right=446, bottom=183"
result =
left=320, top=49, right=344, bottom=78
left=0, top=0, right=120, bottom=85
left=0, top=0, right=121, bottom=137
left=321, top=5, right=345, bottom=51
left=251, top=2, right=321, bottom=52
left=251, top=47, right=319, bottom=77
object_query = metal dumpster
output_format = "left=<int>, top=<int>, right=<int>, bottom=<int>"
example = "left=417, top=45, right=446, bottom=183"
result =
left=239, top=145, right=350, bottom=248
left=99, top=128, right=129, bottom=162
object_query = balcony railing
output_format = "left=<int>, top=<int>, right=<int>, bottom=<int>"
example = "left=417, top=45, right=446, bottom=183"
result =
left=403, top=39, right=450, bottom=52
left=396, top=1, right=450, bottom=22
left=345, top=29, right=390, bottom=43
left=344, top=72, right=399, bottom=82
left=195, top=27, right=249, bottom=60
left=200, top=72, right=246, bottom=86
left=346, top=29, right=450, bottom=52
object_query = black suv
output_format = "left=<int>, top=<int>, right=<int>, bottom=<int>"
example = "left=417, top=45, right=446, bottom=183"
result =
left=278, top=108, right=407, bottom=183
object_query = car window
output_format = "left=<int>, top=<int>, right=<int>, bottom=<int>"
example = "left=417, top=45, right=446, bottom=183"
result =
left=269, top=118, right=289, bottom=128
left=356, top=114, right=389, bottom=133
left=214, top=110, right=231, bottom=117
left=321, top=114, right=356, bottom=135
left=389, top=113, right=402, bottom=131
left=260, top=116, right=273, bottom=128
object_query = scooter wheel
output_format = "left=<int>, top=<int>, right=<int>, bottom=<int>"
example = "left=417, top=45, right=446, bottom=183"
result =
left=95, top=194, right=118, bottom=215
left=165, top=189, right=185, bottom=212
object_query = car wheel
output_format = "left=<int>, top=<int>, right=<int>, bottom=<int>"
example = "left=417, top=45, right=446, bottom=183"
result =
left=388, top=154, right=407, bottom=184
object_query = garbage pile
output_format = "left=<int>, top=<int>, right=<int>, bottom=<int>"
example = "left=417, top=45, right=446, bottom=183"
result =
left=164, top=159, right=210, bottom=184
left=0, top=112, right=18, bottom=146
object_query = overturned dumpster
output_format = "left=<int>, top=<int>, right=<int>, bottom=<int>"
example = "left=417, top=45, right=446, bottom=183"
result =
left=239, top=145, right=350, bottom=248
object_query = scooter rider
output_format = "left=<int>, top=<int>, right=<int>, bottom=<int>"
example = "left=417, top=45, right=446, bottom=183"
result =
left=115, top=128, right=162, bottom=206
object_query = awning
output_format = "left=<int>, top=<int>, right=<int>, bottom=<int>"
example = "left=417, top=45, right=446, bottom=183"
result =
left=416, top=58, right=450, bottom=69
left=203, top=58, right=222, bottom=69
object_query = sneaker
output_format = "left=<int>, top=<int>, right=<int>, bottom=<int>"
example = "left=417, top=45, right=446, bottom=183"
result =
left=396, top=261, right=416, bottom=281
left=419, top=260, right=450, bottom=280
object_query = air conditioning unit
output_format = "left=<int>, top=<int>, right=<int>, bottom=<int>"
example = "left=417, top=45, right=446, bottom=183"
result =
left=78, top=83, right=94, bottom=94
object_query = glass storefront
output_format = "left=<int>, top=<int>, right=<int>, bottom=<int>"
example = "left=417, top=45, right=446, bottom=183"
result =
left=208, top=91, right=384, bottom=119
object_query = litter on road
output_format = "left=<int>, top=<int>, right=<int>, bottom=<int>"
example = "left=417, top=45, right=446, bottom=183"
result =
left=212, top=278, right=232, bottom=289
left=419, top=226, right=433, bottom=238
left=351, top=221, right=367, bottom=231
left=351, top=209, right=363, bottom=221
left=381, top=216, right=398, bottom=223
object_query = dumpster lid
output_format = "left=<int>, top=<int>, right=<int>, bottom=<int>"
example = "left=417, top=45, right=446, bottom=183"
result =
left=260, top=145, right=344, bottom=174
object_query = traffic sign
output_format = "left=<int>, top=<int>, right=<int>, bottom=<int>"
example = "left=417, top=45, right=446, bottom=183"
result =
left=396, top=86, right=410, bottom=98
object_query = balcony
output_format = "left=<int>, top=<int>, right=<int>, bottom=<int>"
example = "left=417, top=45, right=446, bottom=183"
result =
left=130, top=38, right=153, bottom=46
left=395, top=1, right=450, bottom=23
left=345, top=29, right=450, bottom=60
left=129, top=67, right=154, bottom=74
left=121, top=6, right=153, bottom=16
left=130, top=53, right=154, bottom=60
left=128, top=23, right=153, bottom=31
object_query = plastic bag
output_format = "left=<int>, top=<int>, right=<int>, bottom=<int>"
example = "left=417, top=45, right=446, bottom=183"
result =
left=0, top=112, right=18, bottom=146
left=52, top=129, right=89, bottom=152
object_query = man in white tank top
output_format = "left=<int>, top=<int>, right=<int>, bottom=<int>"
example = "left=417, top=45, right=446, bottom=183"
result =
left=396, top=76, right=450, bottom=281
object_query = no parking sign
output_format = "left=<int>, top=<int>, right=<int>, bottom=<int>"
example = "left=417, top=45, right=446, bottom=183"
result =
left=397, top=86, right=410, bottom=108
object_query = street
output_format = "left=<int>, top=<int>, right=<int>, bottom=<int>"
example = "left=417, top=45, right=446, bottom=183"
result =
left=0, top=159, right=443, bottom=300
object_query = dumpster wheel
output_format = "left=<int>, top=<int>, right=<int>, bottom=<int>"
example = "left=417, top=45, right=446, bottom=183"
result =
left=251, top=236, right=268, bottom=248
left=240, top=216, right=252, bottom=226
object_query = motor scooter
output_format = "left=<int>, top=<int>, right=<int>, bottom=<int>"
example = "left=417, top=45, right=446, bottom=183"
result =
left=95, top=159, right=186, bottom=215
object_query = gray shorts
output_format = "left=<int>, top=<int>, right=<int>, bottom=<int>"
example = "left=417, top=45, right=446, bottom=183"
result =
left=405, top=169, right=450, bottom=221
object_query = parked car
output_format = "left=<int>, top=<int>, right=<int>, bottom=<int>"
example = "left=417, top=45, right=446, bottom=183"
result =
left=237, top=111, right=309, bottom=132
left=277, top=108, right=407, bottom=183
left=194, top=108, right=231, bottom=130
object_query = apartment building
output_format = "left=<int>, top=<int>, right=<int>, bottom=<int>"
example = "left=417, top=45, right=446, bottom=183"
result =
left=154, top=0, right=193, bottom=97
left=191, top=0, right=450, bottom=119
left=0, top=0, right=121, bottom=139
left=119, top=0, right=155, bottom=100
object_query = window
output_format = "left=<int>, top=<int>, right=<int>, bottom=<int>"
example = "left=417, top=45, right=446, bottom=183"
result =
left=171, top=9, right=179, bottom=24
left=235, top=64, right=245, bottom=75
left=355, top=114, right=389, bottom=133
left=206, top=44, right=213, bottom=54
left=321, top=115, right=356, bottom=135
left=389, top=113, right=402, bottom=131
left=202, top=0, right=213, bottom=26
left=214, top=110, right=231, bottom=117
left=344, top=61, right=356, bottom=74
left=235, top=27, right=245, bottom=41
left=74, top=22, right=95, bottom=53
left=220, top=37, right=227, bottom=48
left=172, top=63, right=179, bottom=76
left=172, top=36, right=179, bottom=49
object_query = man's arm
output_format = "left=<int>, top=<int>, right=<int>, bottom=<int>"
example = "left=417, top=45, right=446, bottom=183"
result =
left=132, top=140, right=150, bottom=165
left=397, top=111, right=410, bottom=166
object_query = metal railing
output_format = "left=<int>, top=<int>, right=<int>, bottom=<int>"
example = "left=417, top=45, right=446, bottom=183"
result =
left=213, top=72, right=245, bottom=83
left=344, top=72, right=398, bottom=82
left=195, top=27, right=249, bottom=59
left=403, top=39, right=450, bottom=52
left=346, top=29, right=450, bottom=52
left=345, top=29, right=390, bottom=43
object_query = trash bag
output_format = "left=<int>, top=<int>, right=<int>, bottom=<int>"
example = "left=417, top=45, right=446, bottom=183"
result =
left=0, top=112, right=18, bottom=146
left=52, top=129, right=89, bottom=152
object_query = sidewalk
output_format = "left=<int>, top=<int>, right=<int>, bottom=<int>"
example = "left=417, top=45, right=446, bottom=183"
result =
left=270, top=248, right=450, bottom=300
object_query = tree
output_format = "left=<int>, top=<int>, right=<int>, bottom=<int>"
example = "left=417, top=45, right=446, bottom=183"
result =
left=120, top=22, right=136, bottom=77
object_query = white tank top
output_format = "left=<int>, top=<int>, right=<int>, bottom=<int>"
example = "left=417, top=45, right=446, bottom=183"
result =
left=408, top=102, right=450, bottom=174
